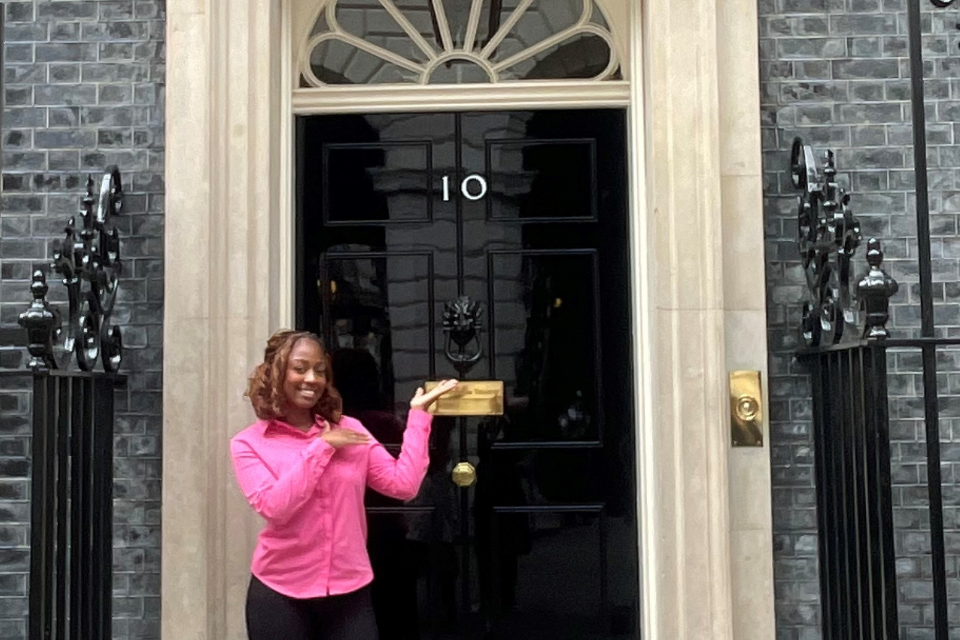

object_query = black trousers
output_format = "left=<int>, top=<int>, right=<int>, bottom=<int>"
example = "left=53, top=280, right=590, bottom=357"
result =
left=246, top=576, right=379, bottom=640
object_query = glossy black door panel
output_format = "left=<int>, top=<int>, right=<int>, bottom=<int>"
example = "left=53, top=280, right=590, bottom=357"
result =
left=297, top=109, right=638, bottom=640
left=485, top=139, right=597, bottom=221
left=486, top=249, right=601, bottom=444
left=324, top=142, right=435, bottom=224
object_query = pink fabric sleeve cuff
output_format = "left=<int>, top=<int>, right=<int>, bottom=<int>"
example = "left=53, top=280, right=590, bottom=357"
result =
left=301, top=437, right=335, bottom=467
left=406, top=408, right=433, bottom=431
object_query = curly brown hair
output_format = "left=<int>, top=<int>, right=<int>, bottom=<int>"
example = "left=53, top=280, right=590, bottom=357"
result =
left=245, top=330, right=342, bottom=424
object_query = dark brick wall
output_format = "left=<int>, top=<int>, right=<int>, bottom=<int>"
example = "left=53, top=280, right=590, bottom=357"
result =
left=760, top=0, right=960, bottom=638
left=0, top=1, right=164, bottom=638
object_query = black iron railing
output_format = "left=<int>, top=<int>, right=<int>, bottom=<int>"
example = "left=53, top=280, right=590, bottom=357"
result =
left=0, top=370, right=122, bottom=640
left=0, top=167, right=127, bottom=640
left=799, top=345, right=898, bottom=639
left=792, top=135, right=901, bottom=640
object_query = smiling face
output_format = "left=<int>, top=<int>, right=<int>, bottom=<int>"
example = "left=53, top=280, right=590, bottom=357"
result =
left=282, top=338, right=328, bottom=413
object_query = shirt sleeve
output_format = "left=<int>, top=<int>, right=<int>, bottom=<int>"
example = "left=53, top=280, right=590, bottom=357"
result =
left=230, top=435, right=335, bottom=524
left=366, top=409, right=433, bottom=501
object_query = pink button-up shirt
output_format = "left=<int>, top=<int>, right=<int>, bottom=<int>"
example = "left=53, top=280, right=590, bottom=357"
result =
left=229, top=409, right=433, bottom=599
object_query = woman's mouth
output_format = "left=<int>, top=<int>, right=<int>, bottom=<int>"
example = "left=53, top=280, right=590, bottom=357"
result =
left=298, top=387, right=318, bottom=400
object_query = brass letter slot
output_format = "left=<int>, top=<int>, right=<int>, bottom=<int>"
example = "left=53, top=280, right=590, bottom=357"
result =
left=730, top=370, right=763, bottom=447
left=423, top=380, right=504, bottom=417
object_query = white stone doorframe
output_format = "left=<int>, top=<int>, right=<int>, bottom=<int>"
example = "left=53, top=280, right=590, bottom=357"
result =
left=162, top=0, right=775, bottom=639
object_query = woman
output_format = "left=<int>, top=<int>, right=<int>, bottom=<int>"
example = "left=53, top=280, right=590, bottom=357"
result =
left=230, top=330, right=457, bottom=640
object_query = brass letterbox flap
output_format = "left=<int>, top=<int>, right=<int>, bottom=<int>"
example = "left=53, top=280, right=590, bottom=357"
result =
left=423, top=380, right=504, bottom=417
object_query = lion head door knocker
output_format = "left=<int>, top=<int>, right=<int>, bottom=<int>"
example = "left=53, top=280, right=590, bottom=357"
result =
left=442, top=296, right=483, bottom=376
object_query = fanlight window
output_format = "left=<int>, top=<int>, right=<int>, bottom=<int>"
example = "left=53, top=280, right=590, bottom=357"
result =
left=300, top=0, right=621, bottom=87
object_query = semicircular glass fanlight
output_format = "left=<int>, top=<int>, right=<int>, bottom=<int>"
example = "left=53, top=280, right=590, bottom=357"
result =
left=300, top=0, right=622, bottom=87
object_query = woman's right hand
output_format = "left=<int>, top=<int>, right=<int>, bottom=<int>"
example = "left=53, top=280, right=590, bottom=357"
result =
left=320, top=423, right=370, bottom=448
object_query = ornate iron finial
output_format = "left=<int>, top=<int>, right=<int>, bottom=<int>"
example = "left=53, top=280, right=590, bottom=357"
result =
left=442, top=296, right=483, bottom=375
left=791, top=137, right=863, bottom=347
left=857, top=238, right=898, bottom=341
left=22, top=166, right=125, bottom=372
left=18, top=270, right=62, bottom=371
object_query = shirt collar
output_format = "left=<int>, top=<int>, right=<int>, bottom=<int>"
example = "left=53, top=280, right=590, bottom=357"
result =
left=263, top=416, right=325, bottom=438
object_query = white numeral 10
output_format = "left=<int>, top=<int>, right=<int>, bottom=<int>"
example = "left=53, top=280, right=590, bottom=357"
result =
left=442, top=174, right=488, bottom=202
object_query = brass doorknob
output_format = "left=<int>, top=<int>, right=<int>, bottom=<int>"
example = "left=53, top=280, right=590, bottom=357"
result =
left=451, top=461, right=477, bottom=488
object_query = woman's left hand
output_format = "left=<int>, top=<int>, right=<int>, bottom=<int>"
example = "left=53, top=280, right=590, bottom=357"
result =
left=410, top=379, right=459, bottom=411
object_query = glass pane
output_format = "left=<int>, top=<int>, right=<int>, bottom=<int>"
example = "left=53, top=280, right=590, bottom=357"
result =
left=440, top=0, right=496, bottom=50
left=590, top=3, right=610, bottom=29
left=500, top=33, right=616, bottom=81
left=337, top=0, right=434, bottom=64
left=310, top=10, right=329, bottom=38
left=310, top=38, right=413, bottom=84
left=487, top=0, right=581, bottom=62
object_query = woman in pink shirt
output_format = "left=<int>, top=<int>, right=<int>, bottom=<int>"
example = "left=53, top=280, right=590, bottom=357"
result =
left=231, top=330, right=457, bottom=640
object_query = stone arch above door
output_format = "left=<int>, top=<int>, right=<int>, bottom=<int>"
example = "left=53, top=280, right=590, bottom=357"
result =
left=291, top=0, right=630, bottom=89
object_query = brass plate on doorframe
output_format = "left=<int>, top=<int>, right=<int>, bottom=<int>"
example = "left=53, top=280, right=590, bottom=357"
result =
left=730, top=370, right=764, bottom=447
left=423, top=380, right=504, bottom=417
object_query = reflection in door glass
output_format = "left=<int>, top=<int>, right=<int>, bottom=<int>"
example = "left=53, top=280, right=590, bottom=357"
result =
left=490, top=252, right=599, bottom=443
left=324, top=251, right=434, bottom=416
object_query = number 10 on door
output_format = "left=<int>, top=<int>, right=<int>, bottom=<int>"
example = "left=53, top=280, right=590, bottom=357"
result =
left=442, top=175, right=488, bottom=202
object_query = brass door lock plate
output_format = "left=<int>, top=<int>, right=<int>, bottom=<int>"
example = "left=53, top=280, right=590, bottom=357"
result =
left=730, top=370, right=763, bottom=447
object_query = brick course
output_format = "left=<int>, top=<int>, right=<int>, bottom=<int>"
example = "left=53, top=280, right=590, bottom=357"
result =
left=0, top=1, right=164, bottom=638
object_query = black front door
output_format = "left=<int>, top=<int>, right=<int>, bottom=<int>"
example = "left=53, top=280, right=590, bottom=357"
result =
left=297, top=110, right=638, bottom=640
